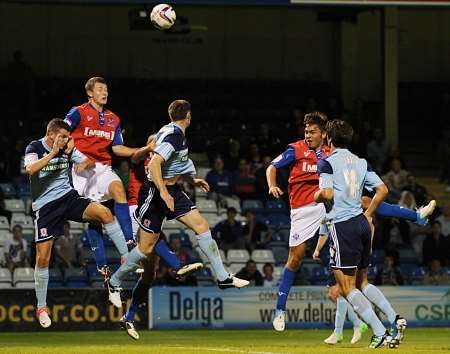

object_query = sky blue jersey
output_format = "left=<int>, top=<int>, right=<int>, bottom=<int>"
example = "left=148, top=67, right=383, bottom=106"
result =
left=317, top=148, right=383, bottom=223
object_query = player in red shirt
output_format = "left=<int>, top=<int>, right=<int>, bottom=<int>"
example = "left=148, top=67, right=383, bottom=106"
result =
left=65, top=77, right=153, bottom=278
left=266, top=112, right=329, bottom=331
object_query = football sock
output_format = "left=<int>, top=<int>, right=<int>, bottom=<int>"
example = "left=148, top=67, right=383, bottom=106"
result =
left=362, top=283, right=397, bottom=323
left=104, top=219, right=128, bottom=257
left=347, top=289, right=385, bottom=336
left=196, top=231, right=229, bottom=281
left=125, top=279, right=150, bottom=322
left=34, top=266, right=49, bottom=308
left=276, top=267, right=296, bottom=311
left=346, top=299, right=362, bottom=327
left=110, top=246, right=146, bottom=288
left=376, top=202, right=417, bottom=221
left=155, top=239, right=181, bottom=270
left=87, top=225, right=107, bottom=269
left=335, top=296, right=348, bottom=335
left=114, top=202, right=134, bottom=242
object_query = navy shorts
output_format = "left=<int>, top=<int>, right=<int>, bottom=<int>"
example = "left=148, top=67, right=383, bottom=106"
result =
left=134, top=181, right=196, bottom=234
left=327, top=241, right=337, bottom=287
left=328, top=214, right=372, bottom=270
left=35, top=189, right=91, bottom=243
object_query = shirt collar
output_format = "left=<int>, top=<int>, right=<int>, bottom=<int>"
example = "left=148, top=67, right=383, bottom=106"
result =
left=41, top=137, right=51, bottom=152
left=171, top=122, right=185, bottom=135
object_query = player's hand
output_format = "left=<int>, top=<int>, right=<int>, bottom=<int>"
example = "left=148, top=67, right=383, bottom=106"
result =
left=161, top=190, right=175, bottom=211
left=194, top=178, right=210, bottom=193
left=268, top=186, right=283, bottom=199
left=313, top=250, right=321, bottom=262
left=51, top=134, right=66, bottom=155
left=64, top=137, right=75, bottom=155
left=146, top=134, right=156, bottom=152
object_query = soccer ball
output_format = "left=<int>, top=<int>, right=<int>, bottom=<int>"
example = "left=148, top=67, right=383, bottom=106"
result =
left=150, top=4, right=176, bottom=30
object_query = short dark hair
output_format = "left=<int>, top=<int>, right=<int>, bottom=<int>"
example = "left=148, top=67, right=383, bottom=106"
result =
left=263, top=263, right=274, bottom=271
left=304, top=111, right=328, bottom=131
left=85, top=76, right=107, bottom=93
left=326, top=119, right=354, bottom=148
left=227, top=207, right=237, bottom=214
left=46, top=118, right=71, bottom=135
left=12, top=224, right=22, bottom=232
left=168, top=99, right=191, bottom=121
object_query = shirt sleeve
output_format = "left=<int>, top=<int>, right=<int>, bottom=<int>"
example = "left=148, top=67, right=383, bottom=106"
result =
left=318, top=159, right=333, bottom=189
left=319, top=223, right=329, bottom=236
left=112, top=125, right=124, bottom=146
left=271, top=146, right=296, bottom=168
left=153, top=133, right=183, bottom=161
left=24, top=143, right=39, bottom=167
left=64, top=107, right=81, bottom=130
left=364, top=162, right=384, bottom=191
left=70, top=148, right=87, bottom=164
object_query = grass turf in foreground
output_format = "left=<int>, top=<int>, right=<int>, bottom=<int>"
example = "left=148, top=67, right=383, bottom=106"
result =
left=0, top=328, right=449, bottom=354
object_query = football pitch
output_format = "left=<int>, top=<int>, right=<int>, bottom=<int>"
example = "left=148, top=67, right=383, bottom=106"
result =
left=1, top=328, right=450, bottom=354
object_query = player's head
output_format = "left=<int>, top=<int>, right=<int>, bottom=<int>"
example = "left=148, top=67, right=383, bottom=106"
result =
left=303, top=111, right=327, bottom=149
left=85, top=76, right=108, bottom=106
left=46, top=118, right=71, bottom=147
left=168, top=99, right=191, bottom=126
left=325, top=119, right=354, bottom=148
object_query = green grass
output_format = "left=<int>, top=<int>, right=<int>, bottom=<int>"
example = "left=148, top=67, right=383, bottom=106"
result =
left=0, top=328, right=450, bottom=354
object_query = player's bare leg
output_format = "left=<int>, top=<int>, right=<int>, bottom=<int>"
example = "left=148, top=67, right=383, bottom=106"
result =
left=109, top=180, right=136, bottom=247
left=273, top=242, right=307, bottom=331
left=178, top=209, right=249, bottom=289
left=35, top=240, right=53, bottom=328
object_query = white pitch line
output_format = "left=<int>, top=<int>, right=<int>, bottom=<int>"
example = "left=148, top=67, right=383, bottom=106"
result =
left=166, top=346, right=292, bottom=354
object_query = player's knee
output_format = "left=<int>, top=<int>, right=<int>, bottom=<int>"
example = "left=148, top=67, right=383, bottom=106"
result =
left=110, top=182, right=126, bottom=201
left=193, top=218, right=209, bottom=234
left=286, top=258, right=300, bottom=272
left=36, top=253, right=50, bottom=268
left=328, top=286, right=340, bottom=302
left=97, top=206, right=114, bottom=224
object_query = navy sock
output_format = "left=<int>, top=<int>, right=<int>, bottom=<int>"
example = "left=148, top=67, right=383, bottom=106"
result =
left=276, top=267, right=296, bottom=311
left=87, top=225, right=107, bottom=269
left=155, top=240, right=181, bottom=270
left=376, top=202, right=417, bottom=221
left=114, top=202, right=133, bottom=241
left=125, top=279, right=150, bottom=322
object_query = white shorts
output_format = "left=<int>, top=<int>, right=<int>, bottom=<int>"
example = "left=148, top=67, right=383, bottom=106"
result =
left=129, top=204, right=139, bottom=237
left=72, top=162, right=121, bottom=203
left=289, top=202, right=326, bottom=247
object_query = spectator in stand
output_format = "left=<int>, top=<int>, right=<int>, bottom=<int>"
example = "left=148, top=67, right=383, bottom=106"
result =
left=262, top=263, right=277, bottom=287
left=256, top=124, right=281, bottom=157
left=212, top=207, right=245, bottom=252
left=436, top=206, right=450, bottom=237
left=115, top=160, right=130, bottom=192
left=234, top=159, right=256, bottom=200
left=374, top=255, right=404, bottom=286
left=247, top=143, right=262, bottom=173
left=169, top=237, right=191, bottom=266
left=236, top=260, right=263, bottom=286
left=423, top=259, right=450, bottom=286
left=392, top=191, right=417, bottom=245
left=54, top=222, right=85, bottom=271
left=4, top=225, right=29, bottom=272
left=383, top=159, right=409, bottom=198
left=367, top=128, right=391, bottom=174
left=404, top=174, right=428, bottom=207
left=422, top=221, right=449, bottom=266
left=243, top=210, right=272, bottom=252
left=153, top=264, right=169, bottom=287
left=206, top=156, right=234, bottom=208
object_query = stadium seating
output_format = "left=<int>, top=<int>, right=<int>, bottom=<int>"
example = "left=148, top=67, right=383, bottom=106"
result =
left=65, top=267, right=89, bottom=287
left=105, top=247, right=120, bottom=263
left=196, top=167, right=211, bottom=179
left=271, top=246, right=289, bottom=265
left=228, top=263, right=245, bottom=275
left=267, top=214, right=290, bottom=228
left=163, top=218, right=184, bottom=232
left=196, top=267, right=215, bottom=286
left=227, top=249, right=250, bottom=264
left=398, top=248, right=418, bottom=265
left=69, top=221, right=85, bottom=232
left=0, top=216, right=10, bottom=230
left=16, top=183, right=31, bottom=197
left=0, top=230, right=11, bottom=247
left=0, top=183, right=16, bottom=198
left=251, top=250, right=275, bottom=264
left=4, top=199, right=26, bottom=213
left=13, top=267, right=34, bottom=287
left=223, top=197, right=242, bottom=213
left=196, top=199, right=218, bottom=214
left=269, top=233, right=287, bottom=247
left=203, top=214, right=223, bottom=228
left=194, top=186, right=207, bottom=199
left=242, top=200, right=264, bottom=213
left=409, top=266, right=427, bottom=285
left=169, top=232, right=192, bottom=249
left=265, top=200, right=288, bottom=214
left=0, top=268, right=12, bottom=287
left=273, top=266, right=283, bottom=282
left=11, top=214, right=34, bottom=231
left=310, top=266, right=329, bottom=284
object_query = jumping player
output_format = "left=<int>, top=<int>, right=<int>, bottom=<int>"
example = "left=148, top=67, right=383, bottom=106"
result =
left=25, top=119, right=128, bottom=328
left=107, top=100, right=249, bottom=308
left=315, top=119, right=399, bottom=348
left=64, top=77, right=152, bottom=278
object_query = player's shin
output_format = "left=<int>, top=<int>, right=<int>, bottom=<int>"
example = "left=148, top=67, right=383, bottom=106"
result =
left=104, top=219, right=128, bottom=257
left=125, top=279, right=150, bottom=322
left=87, top=225, right=107, bottom=269
left=154, top=239, right=181, bottom=270
left=34, top=266, right=49, bottom=308
left=347, top=289, right=385, bottom=336
left=346, top=298, right=362, bottom=327
left=375, top=202, right=417, bottom=221
left=334, top=296, right=348, bottom=336
left=196, top=231, right=229, bottom=281
left=362, top=283, right=397, bottom=323
left=114, top=202, right=134, bottom=242
left=276, top=267, right=295, bottom=311
left=110, top=247, right=146, bottom=288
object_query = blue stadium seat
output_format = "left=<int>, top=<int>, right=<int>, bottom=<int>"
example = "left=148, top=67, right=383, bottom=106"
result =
left=267, top=214, right=290, bottom=228
left=16, top=183, right=31, bottom=197
left=66, top=281, right=89, bottom=288
left=398, top=248, right=418, bottom=265
left=169, top=232, right=192, bottom=249
left=266, top=200, right=288, bottom=214
left=272, top=246, right=289, bottom=265
left=49, top=268, right=63, bottom=283
left=105, top=247, right=120, bottom=262
left=242, top=200, right=264, bottom=213
left=103, top=236, right=115, bottom=248
left=311, top=266, right=328, bottom=284
left=0, top=183, right=16, bottom=198
left=371, top=249, right=385, bottom=265
left=64, top=268, right=88, bottom=284
left=270, top=233, right=287, bottom=247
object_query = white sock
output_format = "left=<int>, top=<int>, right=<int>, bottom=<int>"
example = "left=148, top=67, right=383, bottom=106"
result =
left=196, top=231, right=229, bottom=281
left=105, top=219, right=128, bottom=256
left=34, top=266, right=49, bottom=308
left=335, top=296, right=347, bottom=335
left=346, top=299, right=362, bottom=328
left=347, top=289, right=385, bottom=336
left=362, top=283, right=397, bottom=323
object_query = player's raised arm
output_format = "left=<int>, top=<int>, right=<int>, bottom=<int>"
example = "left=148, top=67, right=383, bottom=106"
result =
left=266, top=146, right=295, bottom=198
left=130, top=134, right=156, bottom=164
left=70, top=148, right=95, bottom=173
left=363, top=163, right=389, bottom=219
left=24, top=134, right=66, bottom=176
left=313, top=226, right=329, bottom=262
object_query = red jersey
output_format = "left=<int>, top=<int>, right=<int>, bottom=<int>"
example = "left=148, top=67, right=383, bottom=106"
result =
left=128, top=158, right=149, bottom=206
left=288, top=140, right=329, bottom=209
left=64, top=103, right=124, bottom=165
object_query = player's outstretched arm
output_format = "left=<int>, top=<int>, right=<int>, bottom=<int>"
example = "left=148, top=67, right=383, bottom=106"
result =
left=364, top=183, right=388, bottom=219
left=148, top=153, right=174, bottom=211
left=183, top=175, right=210, bottom=193
left=266, top=164, right=283, bottom=198
left=130, top=135, right=156, bottom=164
left=112, top=144, right=139, bottom=158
